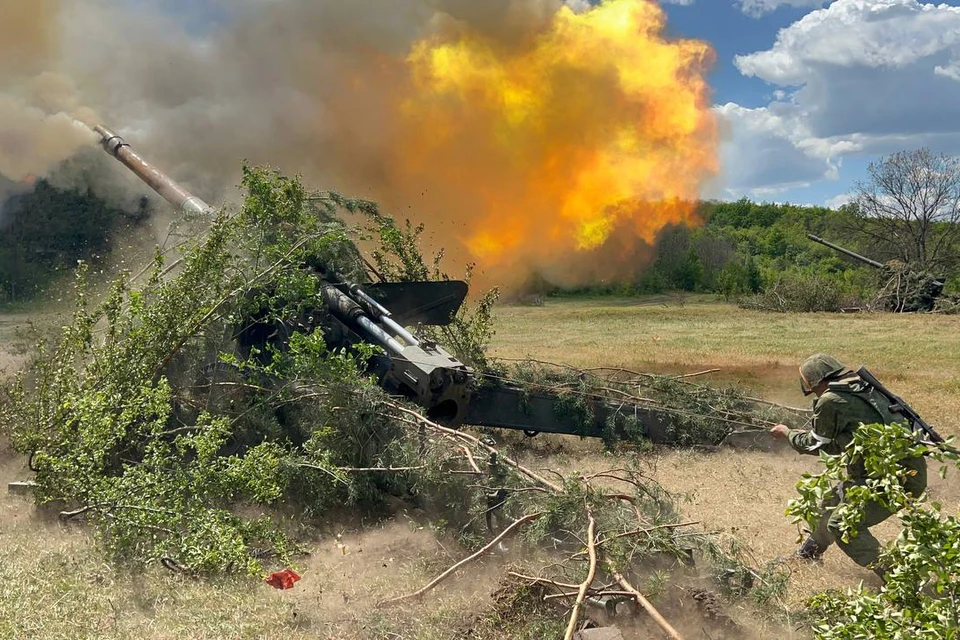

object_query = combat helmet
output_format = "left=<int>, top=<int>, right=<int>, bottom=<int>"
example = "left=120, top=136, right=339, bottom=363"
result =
left=799, top=353, right=846, bottom=395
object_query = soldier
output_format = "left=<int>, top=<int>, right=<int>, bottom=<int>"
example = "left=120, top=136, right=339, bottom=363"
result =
left=769, top=353, right=927, bottom=578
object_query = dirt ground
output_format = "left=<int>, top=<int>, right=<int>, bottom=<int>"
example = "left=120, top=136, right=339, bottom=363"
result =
left=3, top=298, right=958, bottom=638
left=0, top=315, right=29, bottom=376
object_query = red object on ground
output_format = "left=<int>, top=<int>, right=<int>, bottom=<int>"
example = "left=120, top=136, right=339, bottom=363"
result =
left=265, top=568, right=302, bottom=590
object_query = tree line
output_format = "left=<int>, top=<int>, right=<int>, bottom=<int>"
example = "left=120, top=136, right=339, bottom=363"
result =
left=555, top=148, right=960, bottom=302
left=0, top=179, right=150, bottom=304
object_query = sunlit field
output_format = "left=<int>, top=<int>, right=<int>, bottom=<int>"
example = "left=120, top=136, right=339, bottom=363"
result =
left=491, top=294, right=960, bottom=428
left=3, top=297, right=958, bottom=638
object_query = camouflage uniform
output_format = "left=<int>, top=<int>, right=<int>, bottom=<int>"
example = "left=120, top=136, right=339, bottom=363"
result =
left=787, top=354, right=927, bottom=572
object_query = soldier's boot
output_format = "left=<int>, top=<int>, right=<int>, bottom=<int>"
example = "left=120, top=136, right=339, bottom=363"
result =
left=795, top=536, right=825, bottom=561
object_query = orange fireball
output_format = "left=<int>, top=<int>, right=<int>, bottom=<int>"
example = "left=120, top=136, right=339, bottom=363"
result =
left=391, top=0, right=717, bottom=286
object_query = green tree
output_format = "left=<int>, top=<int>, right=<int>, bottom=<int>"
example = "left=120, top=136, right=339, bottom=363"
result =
left=0, top=180, right=148, bottom=303
left=852, top=148, right=960, bottom=271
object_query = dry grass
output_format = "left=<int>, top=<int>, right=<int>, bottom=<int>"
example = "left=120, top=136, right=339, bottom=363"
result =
left=489, top=295, right=960, bottom=611
left=491, top=294, right=960, bottom=425
left=0, top=505, right=309, bottom=639
left=4, top=296, right=959, bottom=637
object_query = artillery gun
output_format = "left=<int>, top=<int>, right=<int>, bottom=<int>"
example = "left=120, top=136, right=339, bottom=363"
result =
left=807, top=234, right=946, bottom=312
left=91, top=123, right=787, bottom=448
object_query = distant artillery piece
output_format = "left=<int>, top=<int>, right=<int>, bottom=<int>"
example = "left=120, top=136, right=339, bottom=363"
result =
left=807, top=233, right=951, bottom=312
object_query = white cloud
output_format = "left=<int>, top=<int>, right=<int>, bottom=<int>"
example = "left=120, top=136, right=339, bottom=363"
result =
left=737, top=0, right=829, bottom=18
left=563, top=0, right=593, bottom=12
left=714, top=101, right=841, bottom=197
left=736, top=0, right=960, bottom=85
left=825, top=192, right=853, bottom=208
left=934, top=59, right=960, bottom=82
left=721, top=0, right=960, bottom=195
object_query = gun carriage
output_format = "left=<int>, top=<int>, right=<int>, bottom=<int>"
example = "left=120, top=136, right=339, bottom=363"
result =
left=92, top=123, right=802, bottom=448
left=807, top=234, right=946, bottom=312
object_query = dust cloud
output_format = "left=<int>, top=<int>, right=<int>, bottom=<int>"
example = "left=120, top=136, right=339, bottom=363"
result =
left=0, top=0, right=717, bottom=289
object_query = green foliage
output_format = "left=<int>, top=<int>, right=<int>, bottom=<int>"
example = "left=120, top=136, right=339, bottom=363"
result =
left=648, top=225, right=704, bottom=292
left=786, top=422, right=960, bottom=638
left=717, top=255, right=762, bottom=301
left=0, top=166, right=477, bottom=575
left=542, top=198, right=883, bottom=301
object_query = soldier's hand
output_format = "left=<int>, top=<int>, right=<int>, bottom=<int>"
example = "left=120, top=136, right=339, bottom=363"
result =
left=770, top=424, right=791, bottom=439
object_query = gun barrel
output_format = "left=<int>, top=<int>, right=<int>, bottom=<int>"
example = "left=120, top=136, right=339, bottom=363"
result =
left=92, top=125, right=211, bottom=217
left=807, top=234, right=885, bottom=269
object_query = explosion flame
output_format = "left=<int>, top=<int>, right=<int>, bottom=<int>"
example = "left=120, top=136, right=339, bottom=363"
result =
left=394, top=0, right=717, bottom=285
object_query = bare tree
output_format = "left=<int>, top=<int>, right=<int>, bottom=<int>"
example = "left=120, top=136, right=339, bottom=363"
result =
left=852, top=148, right=960, bottom=271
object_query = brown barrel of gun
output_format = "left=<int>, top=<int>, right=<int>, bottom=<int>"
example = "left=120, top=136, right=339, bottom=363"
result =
left=92, top=124, right=211, bottom=217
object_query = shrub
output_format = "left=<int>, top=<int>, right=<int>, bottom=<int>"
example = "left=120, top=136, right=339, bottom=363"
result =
left=786, top=422, right=960, bottom=638
left=739, top=271, right=859, bottom=312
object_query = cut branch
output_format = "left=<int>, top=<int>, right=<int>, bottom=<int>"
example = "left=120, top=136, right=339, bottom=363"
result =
left=388, top=402, right=563, bottom=493
left=563, top=511, right=597, bottom=640
left=545, top=590, right=635, bottom=601
left=378, top=512, right=543, bottom=607
left=60, top=502, right=179, bottom=521
left=59, top=504, right=102, bottom=520
left=507, top=572, right=584, bottom=591
left=460, top=445, right=482, bottom=474
left=335, top=466, right=426, bottom=472
left=597, top=521, right=700, bottom=547
left=610, top=569, right=685, bottom=640
left=675, top=369, right=720, bottom=379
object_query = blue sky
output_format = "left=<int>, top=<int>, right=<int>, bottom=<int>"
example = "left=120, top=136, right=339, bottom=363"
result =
left=664, top=1, right=861, bottom=206
left=663, top=2, right=815, bottom=107
left=653, top=0, right=960, bottom=206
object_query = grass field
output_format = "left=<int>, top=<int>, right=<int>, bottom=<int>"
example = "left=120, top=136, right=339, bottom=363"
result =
left=489, top=295, right=960, bottom=611
left=2, top=297, right=959, bottom=638
left=491, top=294, right=960, bottom=426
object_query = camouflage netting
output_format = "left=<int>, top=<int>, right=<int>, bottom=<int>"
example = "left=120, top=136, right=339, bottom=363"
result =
left=483, top=360, right=809, bottom=448
left=933, top=296, right=960, bottom=314
left=871, top=262, right=955, bottom=313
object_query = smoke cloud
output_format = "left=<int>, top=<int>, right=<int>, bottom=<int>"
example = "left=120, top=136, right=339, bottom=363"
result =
left=0, top=0, right=717, bottom=289
left=0, top=1, right=96, bottom=201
